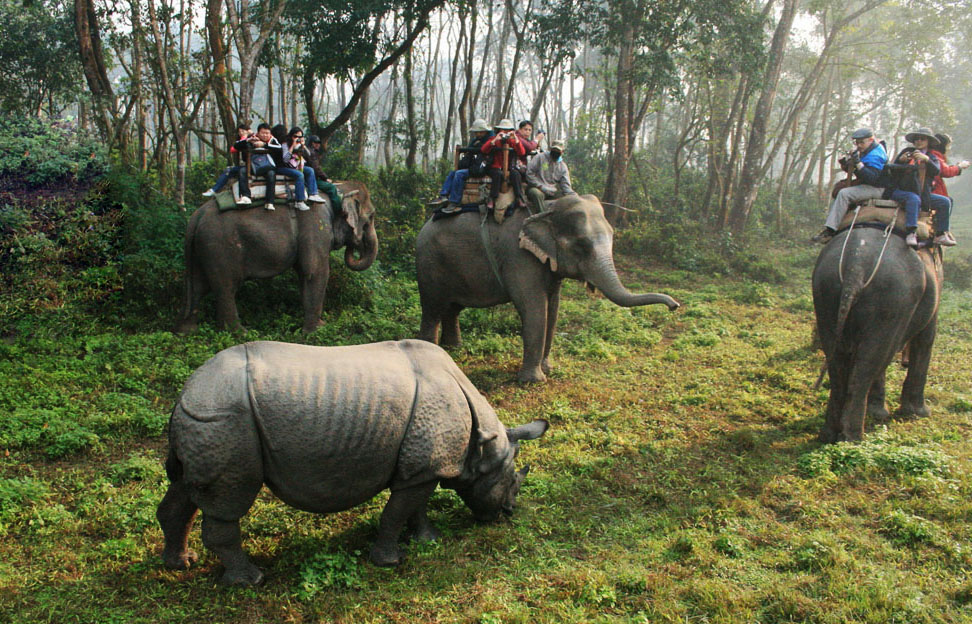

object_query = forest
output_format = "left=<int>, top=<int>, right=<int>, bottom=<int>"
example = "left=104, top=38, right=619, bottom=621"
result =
left=3, top=0, right=972, bottom=621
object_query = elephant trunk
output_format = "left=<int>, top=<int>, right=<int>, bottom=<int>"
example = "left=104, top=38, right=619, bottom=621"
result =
left=582, top=252, right=680, bottom=310
left=345, top=220, right=378, bottom=271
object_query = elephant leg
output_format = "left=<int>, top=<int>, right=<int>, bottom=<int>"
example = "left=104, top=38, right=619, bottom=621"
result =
left=370, top=481, right=438, bottom=567
left=819, top=358, right=846, bottom=444
left=211, top=280, right=242, bottom=332
left=898, top=317, right=937, bottom=419
left=298, top=266, right=328, bottom=334
left=439, top=304, right=463, bottom=348
left=202, top=515, right=264, bottom=586
left=541, top=283, right=562, bottom=375
left=514, top=295, right=549, bottom=383
left=839, top=365, right=873, bottom=442
left=157, top=480, right=199, bottom=570
left=867, top=371, right=890, bottom=423
left=418, top=297, right=447, bottom=344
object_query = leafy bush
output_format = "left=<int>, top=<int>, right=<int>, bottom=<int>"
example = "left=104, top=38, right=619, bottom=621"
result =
left=0, top=118, right=107, bottom=188
left=297, top=550, right=363, bottom=599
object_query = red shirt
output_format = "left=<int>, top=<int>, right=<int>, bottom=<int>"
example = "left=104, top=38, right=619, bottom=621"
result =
left=930, top=149, right=961, bottom=197
left=481, top=132, right=526, bottom=170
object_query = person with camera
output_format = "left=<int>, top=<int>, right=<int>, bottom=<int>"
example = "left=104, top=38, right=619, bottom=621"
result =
left=526, top=139, right=575, bottom=214
left=285, top=126, right=327, bottom=205
left=882, top=128, right=951, bottom=248
left=203, top=120, right=254, bottom=205
left=516, top=120, right=542, bottom=168
left=429, top=119, right=493, bottom=214
left=481, top=118, right=527, bottom=210
left=928, top=133, right=970, bottom=246
left=811, top=128, right=888, bottom=244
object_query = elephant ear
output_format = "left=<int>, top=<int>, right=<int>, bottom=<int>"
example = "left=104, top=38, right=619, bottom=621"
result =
left=518, top=212, right=559, bottom=272
left=343, top=197, right=364, bottom=242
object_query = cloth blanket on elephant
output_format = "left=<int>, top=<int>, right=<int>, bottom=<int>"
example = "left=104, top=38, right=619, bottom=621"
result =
left=836, top=205, right=934, bottom=240
left=431, top=202, right=516, bottom=222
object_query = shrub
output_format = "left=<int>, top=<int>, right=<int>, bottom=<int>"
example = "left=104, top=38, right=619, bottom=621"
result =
left=297, top=550, right=363, bottom=599
left=0, top=117, right=107, bottom=188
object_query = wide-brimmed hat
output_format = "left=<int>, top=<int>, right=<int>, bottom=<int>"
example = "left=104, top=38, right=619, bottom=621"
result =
left=851, top=127, right=874, bottom=140
left=469, top=119, right=490, bottom=133
left=550, top=139, right=565, bottom=151
left=494, top=118, right=515, bottom=131
left=905, top=127, right=936, bottom=143
left=934, top=133, right=951, bottom=150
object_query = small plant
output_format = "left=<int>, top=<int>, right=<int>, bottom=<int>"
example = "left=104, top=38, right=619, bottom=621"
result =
left=882, top=510, right=937, bottom=547
left=109, top=453, right=162, bottom=485
left=792, top=538, right=845, bottom=572
left=714, top=534, right=743, bottom=558
left=296, top=550, right=363, bottom=599
left=0, top=477, right=50, bottom=526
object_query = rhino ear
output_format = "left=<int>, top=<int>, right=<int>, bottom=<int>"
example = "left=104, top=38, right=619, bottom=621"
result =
left=507, top=419, right=549, bottom=443
left=475, top=428, right=508, bottom=474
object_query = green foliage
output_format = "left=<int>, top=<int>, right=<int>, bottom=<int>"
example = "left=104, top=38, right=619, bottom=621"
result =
left=797, top=434, right=950, bottom=478
left=882, top=510, right=938, bottom=547
left=0, top=0, right=83, bottom=116
left=0, top=477, right=50, bottom=527
left=0, top=117, right=107, bottom=187
left=297, top=550, right=363, bottom=599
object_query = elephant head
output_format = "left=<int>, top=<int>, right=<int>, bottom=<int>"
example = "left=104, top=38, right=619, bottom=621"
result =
left=335, top=180, right=379, bottom=271
left=518, top=194, right=680, bottom=310
left=451, top=419, right=549, bottom=522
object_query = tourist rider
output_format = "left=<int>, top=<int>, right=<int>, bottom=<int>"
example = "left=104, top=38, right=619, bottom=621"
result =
left=515, top=120, right=543, bottom=168
left=246, top=123, right=291, bottom=211
left=285, top=127, right=327, bottom=205
left=526, top=139, right=575, bottom=214
left=481, top=118, right=527, bottom=210
left=303, top=134, right=343, bottom=214
left=429, top=118, right=493, bottom=214
left=203, top=120, right=254, bottom=205
left=811, top=128, right=888, bottom=244
left=928, top=133, right=970, bottom=246
left=883, top=127, right=950, bottom=248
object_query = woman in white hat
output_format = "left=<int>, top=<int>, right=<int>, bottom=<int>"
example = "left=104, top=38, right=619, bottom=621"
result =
left=481, top=118, right=527, bottom=210
left=884, top=128, right=951, bottom=247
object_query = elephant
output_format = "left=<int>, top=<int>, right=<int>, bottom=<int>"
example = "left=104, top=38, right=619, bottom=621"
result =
left=415, top=194, right=680, bottom=383
left=157, top=339, right=549, bottom=586
left=812, top=227, right=942, bottom=442
left=174, top=180, right=378, bottom=334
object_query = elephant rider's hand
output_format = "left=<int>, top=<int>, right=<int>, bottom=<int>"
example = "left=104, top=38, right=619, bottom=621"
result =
left=912, top=151, right=929, bottom=163
left=958, top=160, right=971, bottom=170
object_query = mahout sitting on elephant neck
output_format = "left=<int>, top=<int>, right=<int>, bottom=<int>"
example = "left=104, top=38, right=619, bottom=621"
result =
left=156, top=339, right=549, bottom=585
left=416, top=193, right=680, bottom=383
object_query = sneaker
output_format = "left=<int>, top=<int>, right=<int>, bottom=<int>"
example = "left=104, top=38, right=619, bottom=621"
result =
left=295, top=201, right=310, bottom=211
left=905, top=232, right=918, bottom=248
left=202, top=189, right=216, bottom=197
left=428, top=196, right=449, bottom=207
left=811, top=228, right=835, bottom=244
left=265, top=203, right=275, bottom=211
left=307, top=194, right=326, bottom=203
left=441, top=202, right=460, bottom=214
left=236, top=196, right=252, bottom=205
left=934, top=233, right=956, bottom=247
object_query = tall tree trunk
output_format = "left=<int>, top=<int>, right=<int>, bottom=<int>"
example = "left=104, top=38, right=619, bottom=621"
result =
left=491, top=2, right=511, bottom=123
left=727, top=0, right=798, bottom=234
left=602, top=19, right=636, bottom=223
left=440, top=11, right=465, bottom=161
left=404, top=21, right=418, bottom=169
left=74, top=0, right=116, bottom=139
left=500, top=0, right=531, bottom=119
left=354, top=86, right=370, bottom=165
left=457, top=3, right=477, bottom=138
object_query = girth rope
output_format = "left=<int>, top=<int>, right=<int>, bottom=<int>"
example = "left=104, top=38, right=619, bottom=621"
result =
left=837, top=205, right=899, bottom=289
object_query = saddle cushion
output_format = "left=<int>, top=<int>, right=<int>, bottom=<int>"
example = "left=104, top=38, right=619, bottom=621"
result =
left=838, top=205, right=933, bottom=239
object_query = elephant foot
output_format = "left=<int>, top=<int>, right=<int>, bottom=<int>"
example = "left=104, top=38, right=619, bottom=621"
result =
left=517, top=366, right=547, bottom=384
left=302, top=319, right=325, bottom=334
left=369, top=543, right=403, bottom=567
left=541, top=358, right=553, bottom=375
left=867, top=403, right=891, bottom=424
left=219, top=563, right=265, bottom=586
left=895, top=403, right=930, bottom=420
left=163, top=548, right=198, bottom=570
left=439, top=336, right=461, bottom=349
left=410, top=524, right=441, bottom=543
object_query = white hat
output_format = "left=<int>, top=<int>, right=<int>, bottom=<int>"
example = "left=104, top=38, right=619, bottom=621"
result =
left=494, top=118, right=515, bottom=131
left=469, top=119, right=490, bottom=133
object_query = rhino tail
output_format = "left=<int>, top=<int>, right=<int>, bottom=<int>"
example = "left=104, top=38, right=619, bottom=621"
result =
left=164, top=446, right=183, bottom=483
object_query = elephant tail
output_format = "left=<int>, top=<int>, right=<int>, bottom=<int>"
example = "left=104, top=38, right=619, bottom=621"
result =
left=176, top=209, right=203, bottom=329
left=833, top=279, right=863, bottom=351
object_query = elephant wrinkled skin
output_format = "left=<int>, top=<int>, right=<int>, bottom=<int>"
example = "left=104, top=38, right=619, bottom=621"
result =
left=156, top=339, right=548, bottom=585
left=812, top=228, right=941, bottom=442
left=175, top=181, right=378, bottom=334
left=415, top=194, right=680, bottom=383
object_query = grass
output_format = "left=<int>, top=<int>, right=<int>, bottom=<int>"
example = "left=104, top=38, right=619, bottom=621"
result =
left=3, top=213, right=972, bottom=622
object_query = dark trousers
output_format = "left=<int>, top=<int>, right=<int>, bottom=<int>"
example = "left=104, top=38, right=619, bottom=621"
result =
left=253, top=165, right=277, bottom=201
left=212, top=165, right=250, bottom=197
left=487, top=168, right=526, bottom=205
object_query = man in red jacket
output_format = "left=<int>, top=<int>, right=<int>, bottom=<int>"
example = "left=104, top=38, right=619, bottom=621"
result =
left=481, top=118, right=526, bottom=210
left=929, top=133, right=970, bottom=246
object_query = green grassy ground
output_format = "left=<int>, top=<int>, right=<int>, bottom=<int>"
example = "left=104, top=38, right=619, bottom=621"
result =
left=2, top=230, right=972, bottom=623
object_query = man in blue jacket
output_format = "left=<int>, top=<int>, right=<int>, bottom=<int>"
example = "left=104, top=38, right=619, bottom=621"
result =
left=812, top=128, right=889, bottom=243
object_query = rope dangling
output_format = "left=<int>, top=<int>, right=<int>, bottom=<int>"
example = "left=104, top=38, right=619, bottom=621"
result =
left=837, top=207, right=861, bottom=284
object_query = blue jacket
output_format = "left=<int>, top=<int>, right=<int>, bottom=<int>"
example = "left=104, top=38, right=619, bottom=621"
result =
left=855, top=140, right=888, bottom=187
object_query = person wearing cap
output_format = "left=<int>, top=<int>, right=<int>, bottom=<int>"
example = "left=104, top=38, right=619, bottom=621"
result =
left=811, top=128, right=888, bottom=244
left=928, top=133, right=970, bottom=246
left=882, top=127, right=951, bottom=248
left=481, top=118, right=527, bottom=210
left=526, top=139, right=575, bottom=214
left=429, top=119, right=493, bottom=213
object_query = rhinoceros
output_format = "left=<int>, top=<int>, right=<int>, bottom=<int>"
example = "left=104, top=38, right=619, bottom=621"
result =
left=156, top=339, right=548, bottom=585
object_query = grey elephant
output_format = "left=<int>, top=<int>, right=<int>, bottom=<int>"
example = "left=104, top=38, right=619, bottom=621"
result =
left=175, top=181, right=378, bottom=334
left=415, top=194, right=680, bottom=383
left=812, top=229, right=941, bottom=442
left=156, top=339, right=548, bottom=585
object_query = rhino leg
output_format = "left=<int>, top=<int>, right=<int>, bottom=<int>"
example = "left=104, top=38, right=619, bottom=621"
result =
left=157, top=480, right=199, bottom=570
left=370, top=481, right=438, bottom=567
left=408, top=505, right=442, bottom=543
left=203, top=515, right=264, bottom=586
